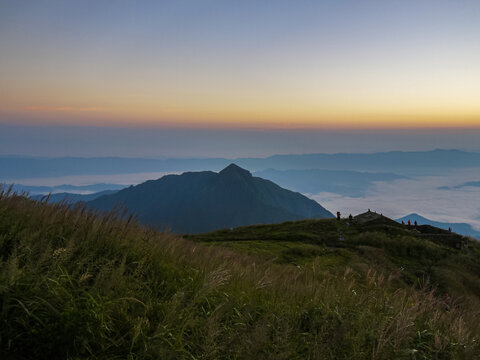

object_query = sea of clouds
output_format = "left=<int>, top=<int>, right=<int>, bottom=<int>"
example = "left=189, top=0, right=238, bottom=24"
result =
left=313, top=168, right=480, bottom=231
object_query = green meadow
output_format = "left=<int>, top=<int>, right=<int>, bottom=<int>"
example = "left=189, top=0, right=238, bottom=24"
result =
left=1, top=190, right=479, bottom=359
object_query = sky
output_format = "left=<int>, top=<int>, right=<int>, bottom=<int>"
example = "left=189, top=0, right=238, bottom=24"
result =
left=1, top=0, right=480, bottom=137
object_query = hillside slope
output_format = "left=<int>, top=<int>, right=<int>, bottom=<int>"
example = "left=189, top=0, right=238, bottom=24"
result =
left=189, top=211, right=480, bottom=302
left=1, top=192, right=479, bottom=359
left=88, top=164, right=333, bottom=233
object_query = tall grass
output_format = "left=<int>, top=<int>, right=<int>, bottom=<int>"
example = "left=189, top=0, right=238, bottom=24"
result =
left=0, top=188, right=479, bottom=359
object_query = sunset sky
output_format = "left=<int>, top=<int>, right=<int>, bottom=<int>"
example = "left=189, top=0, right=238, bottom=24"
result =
left=1, top=0, right=479, bottom=131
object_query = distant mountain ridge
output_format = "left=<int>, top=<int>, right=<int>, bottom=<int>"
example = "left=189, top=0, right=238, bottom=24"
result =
left=2, top=149, right=480, bottom=179
left=31, top=190, right=119, bottom=204
left=4, top=183, right=126, bottom=195
left=396, top=213, right=480, bottom=240
left=254, top=169, right=407, bottom=197
left=438, top=181, right=480, bottom=190
left=88, top=164, right=334, bottom=233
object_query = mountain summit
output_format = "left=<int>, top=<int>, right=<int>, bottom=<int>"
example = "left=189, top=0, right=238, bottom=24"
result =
left=219, top=163, right=252, bottom=177
left=88, top=164, right=333, bottom=233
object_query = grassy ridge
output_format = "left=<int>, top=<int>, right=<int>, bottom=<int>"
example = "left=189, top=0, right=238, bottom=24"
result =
left=1, top=191, right=479, bottom=359
left=189, top=218, right=480, bottom=301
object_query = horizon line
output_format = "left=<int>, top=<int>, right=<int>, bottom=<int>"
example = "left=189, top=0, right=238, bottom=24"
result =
left=2, top=148, right=479, bottom=160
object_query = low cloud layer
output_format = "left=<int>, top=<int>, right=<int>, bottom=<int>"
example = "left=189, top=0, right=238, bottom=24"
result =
left=313, top=169, right=480, bottom=231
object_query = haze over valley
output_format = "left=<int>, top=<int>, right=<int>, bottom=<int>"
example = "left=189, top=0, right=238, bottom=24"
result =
left=2, top=149, right=480, bottom=237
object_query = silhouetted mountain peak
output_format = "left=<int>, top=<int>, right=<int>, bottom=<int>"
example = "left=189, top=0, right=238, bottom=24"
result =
left=88, top=165, right=333, bottom=233
left=219, top=163, right=252, bottom=178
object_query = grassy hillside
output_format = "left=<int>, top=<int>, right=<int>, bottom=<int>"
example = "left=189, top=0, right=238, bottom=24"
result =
left=1, top=190, right=480, bottom=359
left=189, top=214, right=480, bottom=302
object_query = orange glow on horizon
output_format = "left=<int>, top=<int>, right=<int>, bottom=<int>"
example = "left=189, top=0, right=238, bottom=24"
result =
left=2, top=103, right=478, bottom=131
